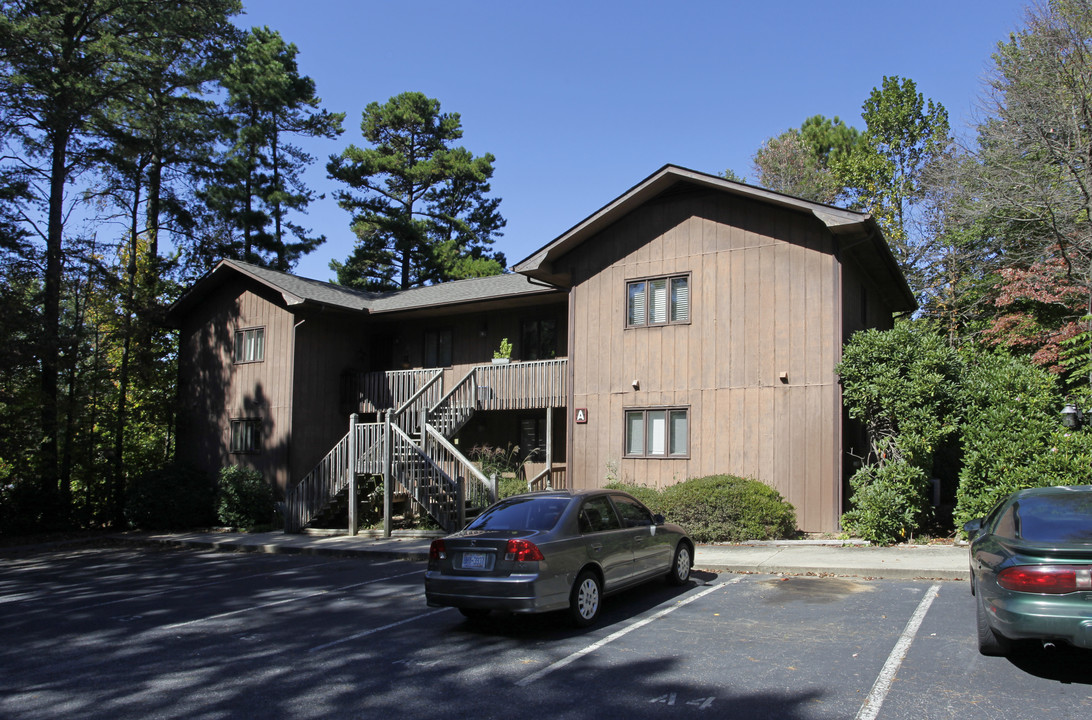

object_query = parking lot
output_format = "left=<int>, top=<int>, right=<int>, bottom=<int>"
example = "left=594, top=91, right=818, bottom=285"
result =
left=1, top=542, right=1090, bottom=720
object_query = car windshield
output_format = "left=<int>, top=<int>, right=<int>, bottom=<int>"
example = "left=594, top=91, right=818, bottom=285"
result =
left=467, top=497, right=570, bottom=532
left=1009, top=492, right=1092, bottom=543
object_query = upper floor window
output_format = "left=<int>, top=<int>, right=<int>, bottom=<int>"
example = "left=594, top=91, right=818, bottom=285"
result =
left=627, top=275, right=689, bottom=327
left=521, top=317, right=558, bottom=360
left=424, top=328, right=453, bottom=367
left=230, top=418, right=261, bottom=453
left=234, top=327, right=265, bottom=363
left=625, top=407, right=689, bottom=458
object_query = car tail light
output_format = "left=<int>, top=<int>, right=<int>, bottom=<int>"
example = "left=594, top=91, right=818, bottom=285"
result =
left=429, top=539, right=447, bottom=563
left=998, top=565, right=1092, bottom=594
left=505, top=539, right=544, bottom=562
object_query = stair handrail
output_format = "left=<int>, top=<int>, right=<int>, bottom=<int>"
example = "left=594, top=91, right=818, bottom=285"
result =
left=421, top=422, right=496, bottom=527
left=391, top=368, right=444, bottom=436
left=389, top=421, right=460, bottom=531
left=426, top=366, right=480, bottom=438
left=285, top=430, right=350, bottom=533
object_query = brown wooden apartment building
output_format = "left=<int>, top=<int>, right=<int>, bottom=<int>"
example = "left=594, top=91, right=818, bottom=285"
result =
left=169, top=165, right=915, bottom=534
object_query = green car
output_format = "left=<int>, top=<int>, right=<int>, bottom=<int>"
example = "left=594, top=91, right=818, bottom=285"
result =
left=964, top=485, right=1092, bottom=656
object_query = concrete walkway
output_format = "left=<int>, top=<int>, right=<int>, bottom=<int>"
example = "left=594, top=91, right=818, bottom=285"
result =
left=113, top=530, right=970, bottom=581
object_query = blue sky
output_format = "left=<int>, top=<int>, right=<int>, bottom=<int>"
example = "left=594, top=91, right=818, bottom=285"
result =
left=235, top=0, right=1031, bottom=282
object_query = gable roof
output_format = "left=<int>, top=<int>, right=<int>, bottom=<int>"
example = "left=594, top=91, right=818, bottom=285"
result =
left=166, top=259, right=561, bottom=325
left=513, top=164, right=916, bottom=312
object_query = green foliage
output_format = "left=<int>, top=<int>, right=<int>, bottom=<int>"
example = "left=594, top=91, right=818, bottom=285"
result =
left=202, top=26, right=344, bottom=271
left=837, top=323, right=962, bottom=541
left=604, top=481, right=663, bottom=513
left=841, top=461, right=931, bottom=544
left=953, top=349, right=1092, bottom=526
left=493, top=338, right=513, bottom=360
left=833, top=75, right=950, bottom=295
left=752, top=129, right=840, bottom=203
left=838, top=322, right=963, bottom=468
left=216, top=466, right=275, bottom=530
left=497, top=476, right=528, bottom=499
left=328, top=91, right=506, bottom=291
left=469, top=443, right=521, bottom=477
left=612, top=475, right=796, bottom=543
left=126, top=463, right=216, bottom=530
left=1060, top=315, right=1092, bottom=389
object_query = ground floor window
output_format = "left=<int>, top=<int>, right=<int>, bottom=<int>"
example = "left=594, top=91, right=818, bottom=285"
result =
left=624, top=407, right=688, bottom=457
left=230, top=418, right=261, bottom=453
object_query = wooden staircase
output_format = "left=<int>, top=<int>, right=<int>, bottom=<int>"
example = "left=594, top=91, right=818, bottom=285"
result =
left=284, top=359, right=568, bottom=534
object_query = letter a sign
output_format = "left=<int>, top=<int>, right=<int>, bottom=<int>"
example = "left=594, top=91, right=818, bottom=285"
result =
left=575, top=408, right=588, bottom=424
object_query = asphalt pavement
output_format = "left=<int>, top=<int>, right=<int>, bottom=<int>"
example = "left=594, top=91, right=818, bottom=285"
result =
left=108, top=530, right=970, bottom=581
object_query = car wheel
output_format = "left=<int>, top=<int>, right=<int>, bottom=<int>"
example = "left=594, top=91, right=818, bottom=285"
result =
left=569, top=570, right=601, bottom=628
left=976, top=591, right=1011, bottom=657
left=458, top=607, right=490, bottom=620
left=667, top=542, right=692, bottom=586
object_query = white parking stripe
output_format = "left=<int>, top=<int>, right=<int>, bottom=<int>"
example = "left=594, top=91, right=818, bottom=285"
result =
left=515, top=577, right=741, bottom=687
left=308, top=609, right=448, bottom=653
left=161, top=569, right=423, bottom=630
left=855, top=583, right=941, bottom=720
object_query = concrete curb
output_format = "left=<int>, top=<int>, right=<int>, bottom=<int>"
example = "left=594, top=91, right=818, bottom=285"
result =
left=102, top=531, right=969, bottom=581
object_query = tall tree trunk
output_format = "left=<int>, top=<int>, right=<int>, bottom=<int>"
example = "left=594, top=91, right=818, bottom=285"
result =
left=41, top=128, right=69, bottom=522
left=112, top=179, right=141, bottom=527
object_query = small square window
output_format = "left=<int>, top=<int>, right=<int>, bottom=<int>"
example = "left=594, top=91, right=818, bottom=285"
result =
left=234, top=328, right=265, bottom=363
left=230, top=419, right=261, bottom=453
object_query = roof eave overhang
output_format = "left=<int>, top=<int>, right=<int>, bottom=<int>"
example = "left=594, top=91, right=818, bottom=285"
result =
left=164, top=259, right=369, bottom=327
left=512, top=164, right=877, bottom=286
left=831, top=216, right=918, bottom=314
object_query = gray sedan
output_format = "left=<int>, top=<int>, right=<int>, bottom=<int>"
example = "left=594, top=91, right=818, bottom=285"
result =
left=424, top=489, right=693, bottom=627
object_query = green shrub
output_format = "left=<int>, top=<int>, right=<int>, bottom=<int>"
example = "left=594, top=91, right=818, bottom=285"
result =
left=604, top=481, right=663, bottom=513
left=216, top=466, right=274, bottom=530
left=497, top=475, right=527, bottom=499
left=954, top=350, right=1083, bottom=527
left=840, top=461, right=930, bottom=544
left=656, top=475, right=797, bottom=543
left=126, top=463, right=216, bottom=530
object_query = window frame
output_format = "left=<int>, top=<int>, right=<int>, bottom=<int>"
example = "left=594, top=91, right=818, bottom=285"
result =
left=229, top=418, right=262, bottom=454
left=233, top=327, right=265, bottom=364
left=423, top=327, right=454, bottom=368
left=520, top=316, right=559, bottom=360
left=625, top=273, right=691, bottom=328
left=623, top=406, right=690, bottom=459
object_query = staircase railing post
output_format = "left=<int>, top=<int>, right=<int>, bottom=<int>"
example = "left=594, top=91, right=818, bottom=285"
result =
left=383, top=411, right=393, bottom=538
left=457, top=476, right=465, bottom=530
left=348, top=413, right=358, bottom=536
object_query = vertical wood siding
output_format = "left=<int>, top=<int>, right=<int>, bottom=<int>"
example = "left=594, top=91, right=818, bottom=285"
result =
left=561, top=188, right=844, bottom=532
left=177, top=282, right=296, bottom=495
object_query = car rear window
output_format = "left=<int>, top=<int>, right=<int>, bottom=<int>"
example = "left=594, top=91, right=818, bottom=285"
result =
left=1006, top=493, right=1092, bottom=543
left=467, top=497, right=570, bottom=531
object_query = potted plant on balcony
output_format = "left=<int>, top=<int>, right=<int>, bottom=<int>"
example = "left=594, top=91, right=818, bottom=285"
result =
left=492, top=337, right=512, bottom=364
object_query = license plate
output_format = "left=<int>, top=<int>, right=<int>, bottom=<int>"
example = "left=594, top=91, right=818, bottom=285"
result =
left=460, top=552, right=489, bottom=570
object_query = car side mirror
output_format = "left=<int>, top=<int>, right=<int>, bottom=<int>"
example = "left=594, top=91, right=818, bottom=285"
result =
left=653, top=513, right=666, bottom=526
left=963, top=517, right=984, bottom=540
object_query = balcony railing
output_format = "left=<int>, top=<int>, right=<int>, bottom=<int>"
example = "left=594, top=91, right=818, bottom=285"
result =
left=342, top=368, right=442, bottom=414
left=473, top=358, right=568, bottom=410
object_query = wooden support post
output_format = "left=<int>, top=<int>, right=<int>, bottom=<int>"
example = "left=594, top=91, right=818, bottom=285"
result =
left=383, top=412, right=393, bottom=538
left=545, top=407, right=554, bottom=490
left=348, top=413, right=358, bottom=536
left=457, top=476, right=465, bottom=530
